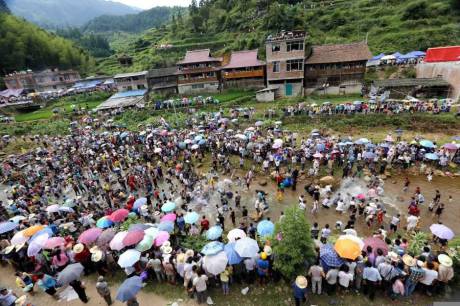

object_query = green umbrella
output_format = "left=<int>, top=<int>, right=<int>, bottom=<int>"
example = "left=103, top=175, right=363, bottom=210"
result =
left=135, top=234, right=154, bottom=252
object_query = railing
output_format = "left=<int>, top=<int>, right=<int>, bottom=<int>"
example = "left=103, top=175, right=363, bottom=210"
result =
left=305, top=67, right=365, bottom=76
left=150, top=82, right=178, bottom=89
left=178, top=77, right=218, bottom=85
left=177, top=67, right=218, bottom=74
left=223, top=70, right=264, bottom=79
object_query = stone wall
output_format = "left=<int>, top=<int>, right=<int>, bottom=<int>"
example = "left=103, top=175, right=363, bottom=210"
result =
left=416, top=62, right=460, bottom=102
left=178, top=82, right=219, bottom=94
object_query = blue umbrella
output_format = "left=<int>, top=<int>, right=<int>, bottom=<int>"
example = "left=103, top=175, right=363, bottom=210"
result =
left=363, top=151, right=376, bottom=159
left=161, top=201, right=176, bottom=213
left=316, top=143, right=325, bottom=152
left=0, top=221, right=18, bottom=234
left=198, top=139, right=206, bottom=145
left=96, top=217, right=113, bottom=229
left=365, top=143, right=376, bottom=149
left=344, top=141, right=354, bottom=146
left=120, top=132, right=129, bottom=139
left=133, top=198, right=147, bottom=210
left=257, top=220, right=275, bottom=237
left=178, top=142, right=186, bottom=149
left=30, top=227, right=54, bottom=241
left=128, top=223, right=150, bottom=232
left=420, top=139, right=435, bottom=148
left=206, top=226, right=223, bottom=240
left=116, top=276, right=143, bottom=302
left=201, top=241, right=224, bottom=256
left=337, top=142, right=347, bottom=146
left=194, top=135, right=203, bottom=141
left=424, top=153, right=439, bottom=160
left=158, top=221, right=174, bottom=233
left=379, top=143, right=390, bottom=148
left=224, top=242, right=242, bottom=265
left=320, top=244, right=344, bottom=267
left=184, top=212, right=199, bottom=224
left=355, top=138, right=369, bottom=145
left=452, top=136, right=460, bottom=141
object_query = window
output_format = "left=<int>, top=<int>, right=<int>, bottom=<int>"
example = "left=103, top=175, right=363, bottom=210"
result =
left=286, top=59, right=303, bottom=72
left=192, top=84, right=205, bottom=89
left=272, top=61, right=280, bottom=73
left=287, top=41, right=304, bottom=52
left=272, top=44, right=280, bottom=52
left=138, top=84, right=146, bottom=89
left=127, top=86, right=133, bottom=91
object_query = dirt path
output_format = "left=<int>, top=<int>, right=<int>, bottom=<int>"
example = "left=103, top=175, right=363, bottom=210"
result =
left=0, top=266, right=197, bottom=306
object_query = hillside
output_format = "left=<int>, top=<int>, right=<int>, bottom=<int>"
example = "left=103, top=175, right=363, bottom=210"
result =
left=0, top=13, right=94, bottom=74
left=94, top=0, right=460, bottom=75
left=0, top=0, right=8, bottom=13
left=82, top=6, right=186, bottom=34
left=6, top=0, right=140, bottom=28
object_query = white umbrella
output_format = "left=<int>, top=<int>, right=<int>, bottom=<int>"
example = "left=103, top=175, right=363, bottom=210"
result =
left=227, top=229, right=247, bottom=243
left=234, top=237, right=259, bottom=258
left=144, top=227, right=159, bottom=239
left=118, top=249, right=141, bottom=268
left=9, top=216, right=26, bottom=223
left=203, top=251, right=228, bottom=275
left=11, top=231, right=28, bottom=246
left=46, top=205, right=60, bottom=213
left=110, top=231, right=128, bottom=251
left=154, top=148, right=162, bottom=153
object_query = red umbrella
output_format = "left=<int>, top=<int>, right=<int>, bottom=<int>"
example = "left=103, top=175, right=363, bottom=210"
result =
left=363, top=237, right=388, bottom=255
left=122, top=230, right=145, bottom=247
left=44, top=237, right=66, bottom=249
left=356, top=194, right=366, bottom=200
left=109, top=209, right=130, bottom=222
left=78, top=228, right=103, bottom=245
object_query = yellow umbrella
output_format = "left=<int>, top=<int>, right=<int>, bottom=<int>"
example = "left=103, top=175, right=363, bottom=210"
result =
left=334, top=239, right=361, bottom=260
left=22, top=225, right=45, bottom=237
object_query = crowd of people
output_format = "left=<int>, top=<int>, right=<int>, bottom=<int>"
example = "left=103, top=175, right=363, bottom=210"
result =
left=0, top=108, right=458, bottom=306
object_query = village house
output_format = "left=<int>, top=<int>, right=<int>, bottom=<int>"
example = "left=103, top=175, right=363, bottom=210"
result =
left=176, top=49, right=222, bottom=94
left=113, top=71, right=148, bottom=92
left=221, top=50, right=265, bottom=90
left=4, top=69, right=80, bottom=93
left=147, top=67, right=178, bottom=96
left=304, top=42, right=372, bottom=95
left=265, top=30, right=306, bottom=98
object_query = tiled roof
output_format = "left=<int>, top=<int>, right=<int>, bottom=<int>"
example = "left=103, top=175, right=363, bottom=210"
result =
left=114, top=71, right=148, bottom=79
left=222, top=50, right=265, bottom=69
left=305, top=42, right=372, bottom=64
left=177, top=49, right=222, bottom=64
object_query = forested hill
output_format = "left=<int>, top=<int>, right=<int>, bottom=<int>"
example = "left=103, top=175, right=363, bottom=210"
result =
left=83, top=6, right=186, bottom=34
left=0, top=13, right=94, bottom=74
left=6, top=0, right=140, bottom=28
left=0, top=0, right=9, bottom=13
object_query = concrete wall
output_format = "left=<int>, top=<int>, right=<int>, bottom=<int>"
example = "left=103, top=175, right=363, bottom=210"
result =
left=268, top=80, right=303, bottom=98
left=416, top=62, right=460, bottom=102
left=256, top=91, right=275, bottom=102
left=178, top=82, right=219, bottom=94
left=305, top=83, right=363, bottom=95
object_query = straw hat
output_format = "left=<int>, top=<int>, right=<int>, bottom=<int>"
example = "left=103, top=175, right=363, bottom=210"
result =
left=4, top=245, right=15, bottom=254
left=263, top=245, right=272, bottom=256
left=14, top=295, right=27, bottom=306
left=162, top=241, right=171, bottom=248
left=176, top=253, right=186, bottom=264
left=162, top=246, right=172, bottom=254
left=295, top=276, right=308, bottom=289
left=387, top=251, right=399, bottom=262
left=91, top=250, right=103, bottom=262
left=73, top=243, right=84, bottom=254
left=402, top=254, right=416, bottom=267
left=438, top=254, right=453, bottom=267
left=90, top=246, right=100, bottom=254
left=185, top=249, right=195, bottom=258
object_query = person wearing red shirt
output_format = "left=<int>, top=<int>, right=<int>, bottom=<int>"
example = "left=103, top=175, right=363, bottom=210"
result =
left=200, top=216, right=209, bottom=234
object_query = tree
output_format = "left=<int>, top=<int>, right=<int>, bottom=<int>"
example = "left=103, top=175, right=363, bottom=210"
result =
left=272, top=207, right=316, bottom=279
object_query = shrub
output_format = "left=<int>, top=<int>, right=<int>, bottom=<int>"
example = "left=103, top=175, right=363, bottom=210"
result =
left=402, top=1, right=429, bottom=20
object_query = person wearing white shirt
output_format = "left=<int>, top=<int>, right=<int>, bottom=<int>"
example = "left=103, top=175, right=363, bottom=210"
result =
left=192, top=271, right=209, bottom=304
left=338, top=266, right=354, bottom=290
left=420, top=262, right=438, bottom=296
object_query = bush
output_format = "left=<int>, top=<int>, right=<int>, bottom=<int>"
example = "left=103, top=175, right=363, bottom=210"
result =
left=402, top=1, right=429, bottom=20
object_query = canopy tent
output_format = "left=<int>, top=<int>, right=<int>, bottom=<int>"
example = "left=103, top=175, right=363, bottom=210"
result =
left=0, top=88, right=24, bottom=98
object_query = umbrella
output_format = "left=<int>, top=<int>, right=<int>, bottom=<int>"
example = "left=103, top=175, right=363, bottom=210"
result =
left=122, top=230, right=145, bottom=247
left=363, top=237, right=389, bottom=255
left=313, top=152, right=323, bottom=158
left=154, top=231, right=170, bottom=246
left=234, top=237, right=259, bottom=258
left=57, top=263, right=84, bottom=286
left=203, top=251, right=228, bottom=275
left=224, top=242, right=242, bottom=265
left=133, top=198, right=147, bottom=210
left=8, top=216, right=26, bottom=224
left=161, top=213, right=177, bottom=223
left=45, top=204, right=60, bottom=213
left=23, top=225, right=44, bottom=237
left=158, top=221, right=174, bottom=233
left=227, top=229, right=247, bottom=243
left=97, top=229, right=116, bottom=247
left=257, top=220, right=275, bottom=237
left=58, top=207, right=75, bottom=213
left=320, top=244, right=344, bottom=267
left=184, top=212, right=199, bottom=224
left=161, top=201, right=176, bottom=213
left=110, top=231, right=128, bottom=251
left=96, top=217, right=114, bottom=229
left=443, top=143, right=458, bottom=151
left=420, top=139, right=435, bottom=148
left=424, top=153, right=439, bottom=160
left=144, top=227, right=159, bottom=239
left=118, top=249, right=141, bottom=268
left=191, top=144, right=199, bottom=150
left=43, top=237, right=65, bottom=249
left=135, top=235, right=154, bottom=252
left=78, top=228, right=103, bottom=245
left=356, top=193, right=366, bottom=200
left=109, top=209, right=130, bottom=222
left=452, top=136, right=460, bottom=141
left=334, top=238, right=361, bottom=260
left=116, top=276, right=143, bottom=302
left=128, top=224, right=150, bottom=232
left=206, top=226, right=223, bottom=240
left=27, top=241, right=44, bottom=257
left=255, top=121, right=263, bottom=127
left=0, top=222, right=18, bottom=234
left=63, top=199, right=75, bottom=208
left=363, top=151, right=376, bottom=159
left=337, top=234, right=365, bottom=249
left=201, top=241, right=225, bottom=256
left=355, top=138, right=369, bottom=145
left=11, top=231, right=28, bottom=246
left=430, top=224, right=455, bottom=240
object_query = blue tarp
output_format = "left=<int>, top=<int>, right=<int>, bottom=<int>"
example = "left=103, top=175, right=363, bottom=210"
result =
left=371, top=53, right=385, bottom=60
left=110, top=90, right=147, bottom=99
left=72, top=80, right=102, bottom=89
left=392, top=52, right=403, bottom=59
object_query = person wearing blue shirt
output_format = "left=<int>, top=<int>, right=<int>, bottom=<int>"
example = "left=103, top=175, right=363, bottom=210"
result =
left=0, top=287, right=17, bottom=306
left=257, top=252, right=269, bottom=285
left=292, top=276, right=308, bottom=306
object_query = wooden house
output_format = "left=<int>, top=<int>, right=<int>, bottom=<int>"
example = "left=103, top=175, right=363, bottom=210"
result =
left=221, top=50, right=265, bottom=90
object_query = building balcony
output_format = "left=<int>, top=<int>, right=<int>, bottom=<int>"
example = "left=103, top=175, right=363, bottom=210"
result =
left=222, top=69, right=264, bottom=79
left=305, top=67, right=366, bottom=77
left=150, top=81, right=178, bottom=89
left=177, top=67, right=219, bottom=74
left=178, top=77, right=218, bottom=85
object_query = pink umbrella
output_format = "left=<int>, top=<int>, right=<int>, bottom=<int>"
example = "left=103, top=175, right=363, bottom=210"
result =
left=313, top=153, right=323, bottom=158
left=78, top=228, right=103, bottom=245
left=161, top=213, right=177, bottom=223
left=363, top=237, right=388, bottom=255
left=110, top=231, right=128, bottom=251
left=109, top=209, right=130, bottom=222
left=154, top=231, right=170, bottom=246
left=122, top=230, right=145, bottom=247
left=443, top=143, right=458, bottom=151
left=97, top=228, right=116, bottom=248
left=44, top=237, right=66, bottom=249
left=356, top=193, right=366, bottom=200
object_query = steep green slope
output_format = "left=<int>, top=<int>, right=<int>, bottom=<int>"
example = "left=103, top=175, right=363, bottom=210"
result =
left=0, top=13, right=94, bottom=74
left=6, top=0, right=140, bottom=28
left=95, top=0, right=460, bottom=75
